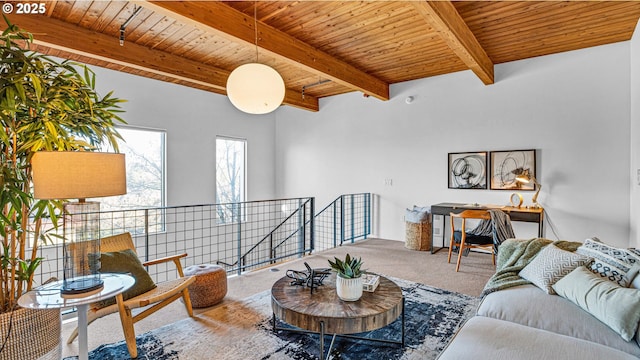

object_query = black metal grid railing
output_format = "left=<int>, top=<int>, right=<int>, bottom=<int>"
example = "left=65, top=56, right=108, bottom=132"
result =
left=32, top=194, right=370, bottom=287
left=35, top=198, right=314, bottom=284
left=314, top=193, right=371, bottom=252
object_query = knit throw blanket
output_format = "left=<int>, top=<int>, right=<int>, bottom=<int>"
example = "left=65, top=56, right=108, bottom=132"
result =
left=468, top=209, right=516, bottom=253
left=480, top=238, right=582, bottom=297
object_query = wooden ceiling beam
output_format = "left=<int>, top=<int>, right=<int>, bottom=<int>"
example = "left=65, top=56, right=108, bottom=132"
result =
left=2, top=14, right=319, bottom=112
left=413, top=1, right=494, bottom=85
left=140, top=1, right=390, bottom=101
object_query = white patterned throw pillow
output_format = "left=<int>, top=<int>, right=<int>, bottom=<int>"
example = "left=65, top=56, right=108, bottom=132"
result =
left=519, top=244, right=592, bottom=295
left=576, top=238, right=640, bottom=287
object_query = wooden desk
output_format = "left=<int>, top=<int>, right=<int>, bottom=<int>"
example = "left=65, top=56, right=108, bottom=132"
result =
left=430, top=202, right=544, bottom=254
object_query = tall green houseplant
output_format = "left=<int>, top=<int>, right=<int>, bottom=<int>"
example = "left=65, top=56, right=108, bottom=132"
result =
left=0, top=18, right=125, bottom=313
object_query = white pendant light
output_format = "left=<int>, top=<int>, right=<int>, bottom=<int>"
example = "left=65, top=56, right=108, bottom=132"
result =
left=226, top=3, right=285, bottom=115
left=226, top=63, right=285, bottom=114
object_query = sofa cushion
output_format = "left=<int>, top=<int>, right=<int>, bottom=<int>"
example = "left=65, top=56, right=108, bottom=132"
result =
left=627, top=249, right=640, bottom=289
left=437, top=316, right=637, bottom=360
left=518, top=244, right=591, bottom=294
left=553, top=266, right=640, bottom=342
left=576, top=238, right=640, bottom=287
left=477, top=284, right=640, bottom=357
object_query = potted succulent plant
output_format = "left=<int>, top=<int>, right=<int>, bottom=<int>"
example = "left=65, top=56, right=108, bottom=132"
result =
left=0, top=18, right=124, bottom=359
left=328, top=253, right=364, bottom=301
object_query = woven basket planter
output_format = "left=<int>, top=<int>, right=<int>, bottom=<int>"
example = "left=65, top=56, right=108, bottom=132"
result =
left=405, top=220, right=432, bottom=251
left=0, top=307, right=61, bottom=360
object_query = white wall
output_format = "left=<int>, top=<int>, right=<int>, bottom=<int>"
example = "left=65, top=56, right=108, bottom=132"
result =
left=632, top=20, right=640, bottom=248
left=275, top=42, right=632, bottom=247
left=89, top=68, right=277, bottom=206
left=80, top=41, right=633, bottom=248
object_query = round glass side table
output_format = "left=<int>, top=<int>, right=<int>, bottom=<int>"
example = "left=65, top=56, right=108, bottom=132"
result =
left=19, top=273, right=135, bottom=360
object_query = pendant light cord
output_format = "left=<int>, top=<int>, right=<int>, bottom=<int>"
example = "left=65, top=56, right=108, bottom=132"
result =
left=254, top=1, right=259, bottom=62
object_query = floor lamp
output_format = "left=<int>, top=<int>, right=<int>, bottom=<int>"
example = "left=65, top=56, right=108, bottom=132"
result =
left=32, top=151, right=126, bottom=296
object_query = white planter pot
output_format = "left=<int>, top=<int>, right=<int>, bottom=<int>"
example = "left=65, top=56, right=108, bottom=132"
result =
left=336, top=275, right=363, bottom=301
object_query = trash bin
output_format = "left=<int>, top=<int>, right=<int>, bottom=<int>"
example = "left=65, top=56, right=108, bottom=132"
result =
left=405, top=206, right=432, bottom=251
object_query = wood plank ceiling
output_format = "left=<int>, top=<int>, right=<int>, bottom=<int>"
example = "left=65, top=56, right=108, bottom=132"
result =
left=4, top=1, right=640, bottom=112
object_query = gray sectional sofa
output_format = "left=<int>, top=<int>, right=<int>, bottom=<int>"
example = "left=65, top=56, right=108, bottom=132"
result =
left=437, top=238, right=640, bottom=360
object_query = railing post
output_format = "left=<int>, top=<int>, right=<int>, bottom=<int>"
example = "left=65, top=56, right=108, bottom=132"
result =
left=236, top=203, right=242, bottom=276
left=332, top=200, right=337, bottom=248
left=270, top=233, right=274, bottom=264
left=298, top=198, right=304, bottom=258
left=350, top=194, right=355, bottom=243
left=340, top=196, right=345, bottom=245
left=144, top=209, right=150, bottom=263
left=362, top=194, right=366, bottom=239
left=310, top=197, right=315, bottom=253
left=365, top=193, right=371, bottom=238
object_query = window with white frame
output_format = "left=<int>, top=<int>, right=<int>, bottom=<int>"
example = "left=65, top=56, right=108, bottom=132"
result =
left=37, top=127, right=167, bottom=244
left=99, top=127, right=166, bottom=211
left=216, top=137, right=246, bottom=224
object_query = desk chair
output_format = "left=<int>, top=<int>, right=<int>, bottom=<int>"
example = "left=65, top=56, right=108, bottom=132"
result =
left=448, top=210, right=495, bottom=272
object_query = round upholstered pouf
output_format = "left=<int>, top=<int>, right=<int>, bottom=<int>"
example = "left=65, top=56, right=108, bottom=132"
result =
left=184, top=264, right=227, bottom=308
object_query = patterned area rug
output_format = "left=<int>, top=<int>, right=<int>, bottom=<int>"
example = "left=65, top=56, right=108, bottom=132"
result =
left=64, top=277, right=479, bottom=360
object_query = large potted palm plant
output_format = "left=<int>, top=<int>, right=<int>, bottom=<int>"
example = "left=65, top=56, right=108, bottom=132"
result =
left=0, top=19, right=125, bottom=359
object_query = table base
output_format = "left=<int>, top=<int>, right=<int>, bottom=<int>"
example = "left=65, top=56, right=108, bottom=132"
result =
left=272, top=296, right=405, bottom=360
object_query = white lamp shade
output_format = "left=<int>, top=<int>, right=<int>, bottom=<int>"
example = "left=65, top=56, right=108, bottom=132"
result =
left=226, top=63, right=285, bottom=114
left=31, top=151, right=126, bottom=200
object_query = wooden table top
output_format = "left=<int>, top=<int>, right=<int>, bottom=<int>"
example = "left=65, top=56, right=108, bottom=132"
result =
left=271, top=274, right=403, bottom=334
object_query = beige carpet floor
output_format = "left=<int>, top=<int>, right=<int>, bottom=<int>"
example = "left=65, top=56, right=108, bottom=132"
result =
left=61, top=238, right=496, bottom=358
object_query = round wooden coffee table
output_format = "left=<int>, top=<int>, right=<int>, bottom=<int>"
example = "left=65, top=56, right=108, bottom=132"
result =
left=271, top=273, right=404, bottom=360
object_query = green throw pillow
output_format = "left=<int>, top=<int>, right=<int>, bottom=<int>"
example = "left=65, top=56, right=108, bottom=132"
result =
left=94, top=249, right=157, bottom=309
left=552, top=265, right=640, bottom=341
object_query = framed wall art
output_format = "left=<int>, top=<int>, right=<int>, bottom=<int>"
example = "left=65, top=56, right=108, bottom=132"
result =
left=448, top=152, right=488, bottom=189
left=490, top=149, right=536, bottom=190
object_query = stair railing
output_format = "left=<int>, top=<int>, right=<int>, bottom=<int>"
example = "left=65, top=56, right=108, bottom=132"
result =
left=33, top=194, right=370, bottom=285
left=217, top=197, right=314, bottom=275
